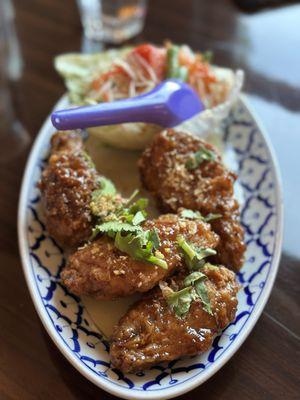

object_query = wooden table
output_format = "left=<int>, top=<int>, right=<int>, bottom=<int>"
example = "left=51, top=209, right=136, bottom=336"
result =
left=1, top=0, right=299, bottom=398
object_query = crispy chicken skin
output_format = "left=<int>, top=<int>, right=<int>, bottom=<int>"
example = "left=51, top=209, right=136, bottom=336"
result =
left=39, top=131, right=98, bottom=248
left=138, top=129, right=246, bottom=270
left=110, top=264, right=239, bottom=373
left=61, top=214, right=219, bottom=300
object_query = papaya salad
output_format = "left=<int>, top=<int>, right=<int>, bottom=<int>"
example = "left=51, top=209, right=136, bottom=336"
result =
left=87, top=44, right=227, bottom=108
left=55, top=42, right=243, bottom=149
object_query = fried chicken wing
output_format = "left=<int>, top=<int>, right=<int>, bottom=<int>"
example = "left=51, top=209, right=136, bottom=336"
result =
left=110, top=264, right=239, bottom=373
left=39, top=131, right=99, bottom=247
left=61, top=214, right=219, bottom=300
left=138, top=129, right=246, bottom=270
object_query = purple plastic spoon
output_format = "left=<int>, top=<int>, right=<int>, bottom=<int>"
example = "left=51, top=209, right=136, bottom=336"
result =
left=51, top=79, right=204, bottom=130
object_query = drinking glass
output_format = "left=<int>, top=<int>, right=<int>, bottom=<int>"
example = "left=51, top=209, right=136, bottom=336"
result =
left=77, top=0, right=148, bottom=44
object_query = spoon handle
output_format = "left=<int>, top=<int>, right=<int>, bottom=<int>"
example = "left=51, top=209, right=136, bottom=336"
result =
left=51, top=80, right=204, bottom=130
left=51, top=93, right=163, bottom=130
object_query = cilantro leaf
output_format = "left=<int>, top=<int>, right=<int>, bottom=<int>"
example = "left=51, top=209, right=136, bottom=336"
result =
left=120, top=198, right=149, bottom=224
left=94, top=177, right=116, bottom=197
left=204, top=213, right=222, bottom=222
left=115, top=230, right=167, bottom=270
left=177, top=236, right=216, bottom=270
left=179, top=209, right=202, bottom=220
left=90, top=178, right=166, bottom=269
left=91, top=221, right=142, bottom=240
left=165, top=286, right=196, bottom=318
left=186, top=146, right=217, bottom=170
left=115, top=231, right=145, bottom=259
left=183, top=271, right=213, bottom=315
left=183, top=271, right=206, bottom=287
left=132, top=210, right=146, bottom=225
left=166, top=271, right=213, bottom=318
left=147, top=228, right=161, bottom=250
left=179, top=209, right=222, bottom=222
left=127, top=198, right=149, bottom=214
left=93, top=221, right=142, bottom=234
left=194, top=278, right=212, bottom=315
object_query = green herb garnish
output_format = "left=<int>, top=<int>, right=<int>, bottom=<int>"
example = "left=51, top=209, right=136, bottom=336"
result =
left=90, top=180, right=148, bottom=226
left=179, top=209, right=222, bottom=222
left=180, top=209, right=202, bottom=220
left=124, top=189, right=139, bottom=205
left=115, top=228, right=167, bottom=269
left=92, top=193, right=167, bottom=269
left=90, top=178, right=167, bottom=269
left=202, top=50, right=213, bottom=63
left=185, top=146, right=217, bottom=170
left=194, top=277, right=212, bottom=315
left=91, top=221, right=142, bottom=240
left=165, top=270, right=212, bottom=318
left=183, top=271, right=206, bottom=286
left=163, top=236, right=216, bottom=318
left=167, top=45, right=188, bottom=81
left=204, top=213, right=222, bottom=222
left=93, top=177, right=117, bottom=197
left=177, top=236, right=216, bottom=270
left=165, top=286, right=196, bottom=318
left=121, top=197, right=148, bottom=224
left=185, top=270, right=212, bottom=315
left=132, top=210, right=146, bottom=225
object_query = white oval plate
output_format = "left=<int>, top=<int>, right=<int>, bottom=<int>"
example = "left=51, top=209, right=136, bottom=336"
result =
left=18, top=95, right=283, bottom=400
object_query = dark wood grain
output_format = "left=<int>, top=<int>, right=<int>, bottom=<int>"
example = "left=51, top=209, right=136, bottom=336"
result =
left=1, top=0, right=299, bottom=399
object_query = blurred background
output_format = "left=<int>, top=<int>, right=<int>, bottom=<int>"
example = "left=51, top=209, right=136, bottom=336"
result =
left=0, top=0, right=299, bottom=399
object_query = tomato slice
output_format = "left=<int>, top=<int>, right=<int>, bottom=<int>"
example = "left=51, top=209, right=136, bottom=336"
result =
left=132, top=44, right=167, bottom=80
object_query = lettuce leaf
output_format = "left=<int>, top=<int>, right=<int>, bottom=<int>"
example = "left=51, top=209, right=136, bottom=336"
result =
left=54, top=48, right=131, bottom=105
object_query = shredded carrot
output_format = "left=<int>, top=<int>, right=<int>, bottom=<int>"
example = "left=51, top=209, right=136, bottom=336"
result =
left=87, top=43, right=224, bottom=106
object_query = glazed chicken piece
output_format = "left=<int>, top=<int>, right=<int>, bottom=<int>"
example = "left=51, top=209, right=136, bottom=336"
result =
left=39, top=131, right=99, bottom=247
left=138, top=129, right=246, bottom=270
left=61, top=214, right=219, bottom=300
left=110, top=264, right=239, bottom=373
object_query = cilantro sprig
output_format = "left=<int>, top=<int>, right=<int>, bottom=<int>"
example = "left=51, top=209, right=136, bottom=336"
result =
left=177, top=236, right=216, bottom=270
left=165, top=270, right=212, bottom=318
left=166, top=286, right=196, bottom=318
left=90, top=179, right=167, bottom=270
left=179, top=209, right=222, bottom=222
left=163, top=236, right=217, bottom=318
left=186, top=146, right=217, bottom=170
left=115, top=229, right=167, bottom=270
left=184, top=271, right=212, bottom=315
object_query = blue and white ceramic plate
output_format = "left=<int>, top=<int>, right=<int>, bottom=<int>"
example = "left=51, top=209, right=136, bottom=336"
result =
left=18, top=95, right=283, bottom=400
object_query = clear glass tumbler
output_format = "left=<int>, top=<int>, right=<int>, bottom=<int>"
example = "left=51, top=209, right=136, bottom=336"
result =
left=77, top=0, right=148, bottom=44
